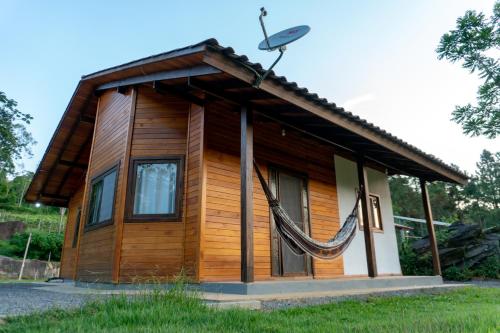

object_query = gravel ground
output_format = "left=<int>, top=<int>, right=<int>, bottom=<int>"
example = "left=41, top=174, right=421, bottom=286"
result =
left=0, top=283, right=104, bottom=317
left=455, top=279, right=500, bottom=288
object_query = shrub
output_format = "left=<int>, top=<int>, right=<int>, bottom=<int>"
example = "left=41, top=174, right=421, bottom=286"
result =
left=472, top=256, right=500, bottom=279
left=7, top=231, right=63, bottom=261
left=400, top=242, right=499, bottom=281
left=0, top=239, right=18, bottom=258
left=399, top=242, right=432, bottom=276
left=443, top=266, right=473, bottom=281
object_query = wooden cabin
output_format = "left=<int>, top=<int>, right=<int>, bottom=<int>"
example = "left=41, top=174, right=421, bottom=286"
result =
left=25, top=39, right=467, bottom=284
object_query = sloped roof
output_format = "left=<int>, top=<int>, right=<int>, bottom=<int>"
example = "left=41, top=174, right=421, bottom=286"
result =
left=25, top=38, right=467, bottom=206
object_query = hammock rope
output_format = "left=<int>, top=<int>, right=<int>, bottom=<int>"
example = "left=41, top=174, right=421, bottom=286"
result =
left=254, top=161, right=361, bottom=260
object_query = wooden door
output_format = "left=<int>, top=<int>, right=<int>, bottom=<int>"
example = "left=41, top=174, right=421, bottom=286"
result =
left=270, top=167, right=312, bottom=277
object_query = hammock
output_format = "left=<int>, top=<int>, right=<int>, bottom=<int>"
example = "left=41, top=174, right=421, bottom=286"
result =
left=254, top=161, right=361, bottom=260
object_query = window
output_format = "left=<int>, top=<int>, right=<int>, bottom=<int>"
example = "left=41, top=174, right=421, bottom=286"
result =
left=358, top=193, right=383, bottom=231
left=127, top=157, right=183, bottom=221
left=86, top=166, right=118, bottom=229
left=72, top=208, right=81, bottom=248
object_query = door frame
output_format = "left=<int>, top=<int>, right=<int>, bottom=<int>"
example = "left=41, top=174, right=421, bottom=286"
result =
left=268, top=164, right=313, bottom=277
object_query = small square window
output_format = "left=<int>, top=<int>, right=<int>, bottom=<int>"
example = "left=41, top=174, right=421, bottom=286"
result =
left=127, top=157, right=183, bottom=221
left=86, top=165, right=118, bottom=230
left=357, top=192, right=383, bottom=231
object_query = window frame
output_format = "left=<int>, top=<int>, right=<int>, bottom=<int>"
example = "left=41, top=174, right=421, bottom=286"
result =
left=84, top=164, right=120, bottom=232
left=125, top=156, right=184, bottom=223
left=71, top=208, right=82, bottom=248
left=357, top=192, right=384, bottom=232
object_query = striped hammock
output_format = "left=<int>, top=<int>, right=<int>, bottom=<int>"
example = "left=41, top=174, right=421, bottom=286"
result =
left=254, top=161, right=360, bottom=260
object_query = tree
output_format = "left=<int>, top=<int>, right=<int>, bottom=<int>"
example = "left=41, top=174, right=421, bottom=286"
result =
left=0, top=172, right=33, bottom=205
left=390, top=150, right=499, bottom=229
left=389, top=176, right=423, bottom=218
left=0, top=91, right=35, bottom=176
left=436, top=1, right=500, bottom=138
left=389, top=175, right=461, bottom=222
left=474, top=150, right=500, bottom=209
left=462, top=150, right=500, bottom=228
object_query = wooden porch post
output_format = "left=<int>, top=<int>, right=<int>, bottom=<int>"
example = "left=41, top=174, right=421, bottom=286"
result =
left=356, top=156, right=377, bottom=277
left=419, top=179, right=442, bottom=276
left=240, top=105, right=254, bottom=283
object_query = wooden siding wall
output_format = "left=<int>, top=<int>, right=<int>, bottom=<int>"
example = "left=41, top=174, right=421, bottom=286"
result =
left=201, top=103, right=343, bottom=281
left=183, top=105, right=205, bottom=280
left=60, top=185, right=84, bottom=278
left=119, top=87, right=191, bottom=282
left=76, top=90, right=133, bottom=282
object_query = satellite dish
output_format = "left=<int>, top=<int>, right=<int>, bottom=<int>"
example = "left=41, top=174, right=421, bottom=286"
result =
left=251, top=7, right=311, bottom=88
left=258, top=25, right=311, bottom=51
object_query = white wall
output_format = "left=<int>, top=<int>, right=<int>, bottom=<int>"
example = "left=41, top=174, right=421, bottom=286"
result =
left=334, top=155, right=401, bottom=275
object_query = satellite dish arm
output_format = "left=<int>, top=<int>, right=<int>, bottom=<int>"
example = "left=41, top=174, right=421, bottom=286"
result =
left=253, top=7, right=286, bottom=87
left=259, top=7, right=272, bottom=51
left=254, top=48, right=284, bottom=87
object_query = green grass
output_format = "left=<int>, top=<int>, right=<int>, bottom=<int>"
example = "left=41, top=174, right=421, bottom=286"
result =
left=1, top=287, right=498, bottom=333
left=0, top=207, right=63, bottom=233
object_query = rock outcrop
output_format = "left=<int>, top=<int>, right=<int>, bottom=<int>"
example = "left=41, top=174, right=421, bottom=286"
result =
left=411, top=222, right=499, bottom=270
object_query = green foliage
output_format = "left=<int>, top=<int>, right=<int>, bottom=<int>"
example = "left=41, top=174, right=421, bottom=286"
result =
left=442, top=266, right=473, bottom=282
left=0, top=206, right=64, bottom=234
left=472, top=255, right=500, bottom=279
left=388, top=176, right=423, bottom=218
left=0, top=172, right=33, bottom=206
left=401, top=246, right=498, bottom=281
left=398, top=243, right=433, bottom=276
left=389, top=176, right=462, bottom=222
left=437, top=1, right=500, bottom=138
left=390, top=150, right=499, bottom=229
left=0, top=239, right=18, bottom=258
left=466, top=150, right=500, bottom=208
left=1, top=287, right=499, bottom=333
left=4, top=231, right=63, bottom=261
left=0, top=91, right=35, bottom=175
left=399, top=228, right=499, bottom=281
left=461, top=150, right=500, bottom=228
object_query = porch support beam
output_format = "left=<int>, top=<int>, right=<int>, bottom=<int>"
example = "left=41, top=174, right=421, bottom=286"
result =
left=420, top=179, right=442, bottom=276
left=356, top=156, right=377, bottom=278
left=96, top=65, right=221, bottom=91
left=240, top=105, right=254, bottom=283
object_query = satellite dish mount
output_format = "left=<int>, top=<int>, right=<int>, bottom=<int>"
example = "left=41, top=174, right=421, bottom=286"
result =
left=251, top=7, right=310, bottom=88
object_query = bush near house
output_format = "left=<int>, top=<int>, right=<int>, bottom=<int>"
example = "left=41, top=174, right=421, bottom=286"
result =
left=0, top=231, right=63, bottom=261
left=400, top=222, right=500, bottom=281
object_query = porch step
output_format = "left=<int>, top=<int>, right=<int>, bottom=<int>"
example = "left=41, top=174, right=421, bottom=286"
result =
left=199, top=275, right=444, bottom=295
left=202, top=283, right=467, bottom=310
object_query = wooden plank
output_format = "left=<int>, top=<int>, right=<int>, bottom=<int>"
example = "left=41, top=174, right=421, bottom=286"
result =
left=75, top=90, right=133, bottom=281
left=196, top=107, right=207, bottom=281
left=420, top=179, right=442, bottom=276
left=240, top=106, right=254, bottom=283
left=356, top=156, right=377, bottom=278
left=73, top=97, right=101, bottom=280
left=112, top=87, right=137, bottom=283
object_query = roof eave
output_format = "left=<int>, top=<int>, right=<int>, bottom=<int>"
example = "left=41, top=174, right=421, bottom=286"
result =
left=201, top=47, right=468, bottom=185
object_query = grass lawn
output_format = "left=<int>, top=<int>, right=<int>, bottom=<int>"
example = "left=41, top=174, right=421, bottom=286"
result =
left=1, top=286, right=498, bottom=333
